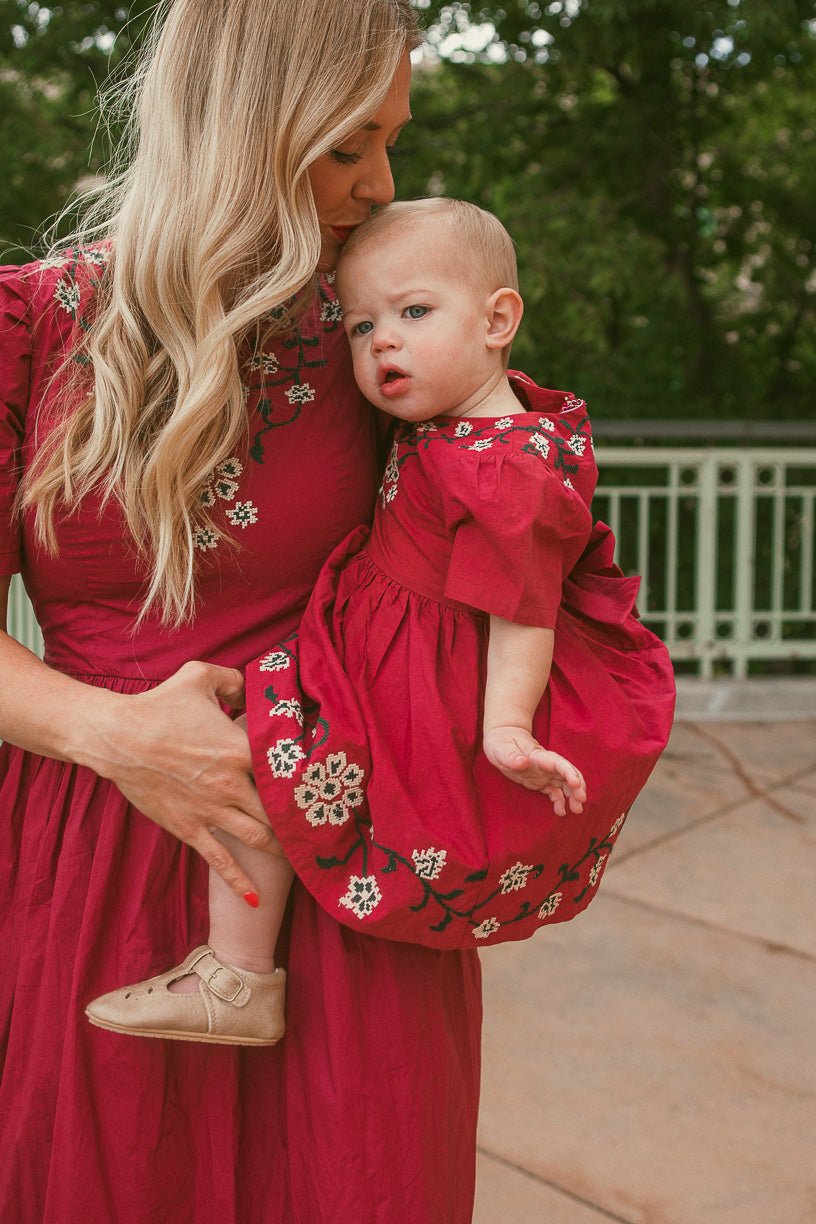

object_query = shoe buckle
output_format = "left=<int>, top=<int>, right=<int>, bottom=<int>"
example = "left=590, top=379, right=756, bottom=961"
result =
left=206, top=966, right=244, bottom=1003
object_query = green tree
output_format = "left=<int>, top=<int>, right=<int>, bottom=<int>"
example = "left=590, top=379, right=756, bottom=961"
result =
left=398, top=0, right=816, bottom=418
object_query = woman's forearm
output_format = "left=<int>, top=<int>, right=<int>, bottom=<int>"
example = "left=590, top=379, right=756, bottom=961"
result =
left=483, top=615, right=554, bottom=734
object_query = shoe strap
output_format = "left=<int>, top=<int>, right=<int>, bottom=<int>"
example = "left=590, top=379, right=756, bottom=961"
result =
left=188, top=948, right=251, bottom=1007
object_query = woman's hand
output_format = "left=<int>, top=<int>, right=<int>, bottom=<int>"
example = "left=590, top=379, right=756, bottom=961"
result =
left=79, top=660, right=280, bottom=899
left=483, top=725, right=587, bottom=815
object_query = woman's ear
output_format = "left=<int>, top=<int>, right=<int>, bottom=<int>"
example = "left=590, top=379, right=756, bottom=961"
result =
left=485, top=288, right=524, bottom=351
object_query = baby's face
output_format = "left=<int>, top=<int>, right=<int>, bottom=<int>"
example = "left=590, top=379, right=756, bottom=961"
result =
left=336, top=227, right=500, bottom=421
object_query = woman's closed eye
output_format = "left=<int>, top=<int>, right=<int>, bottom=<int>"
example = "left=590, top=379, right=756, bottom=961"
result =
left=330, top=148, right=362, bottom=167
left=403, top=305, right=429, bottom=320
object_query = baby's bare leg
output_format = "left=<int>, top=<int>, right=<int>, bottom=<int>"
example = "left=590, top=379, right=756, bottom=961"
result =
left=207, top=833, right=294, bottom=973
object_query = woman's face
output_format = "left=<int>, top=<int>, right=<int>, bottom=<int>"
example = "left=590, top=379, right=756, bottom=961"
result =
left=308, top=50, right=412, bottom=272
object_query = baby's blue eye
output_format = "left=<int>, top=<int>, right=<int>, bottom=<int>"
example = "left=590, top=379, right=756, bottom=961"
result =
left=404, top=305, right=429, bottom=320
left=351, top=320, right=374, bottom=336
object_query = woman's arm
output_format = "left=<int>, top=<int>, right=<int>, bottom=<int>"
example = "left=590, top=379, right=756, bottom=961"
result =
left=0, top=575, right=278, bottom=898
left=483, top=614, right=586, bottom=814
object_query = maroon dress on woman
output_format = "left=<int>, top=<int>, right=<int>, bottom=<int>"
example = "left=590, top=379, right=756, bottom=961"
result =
left=0, top=253, right=481, bottom=1224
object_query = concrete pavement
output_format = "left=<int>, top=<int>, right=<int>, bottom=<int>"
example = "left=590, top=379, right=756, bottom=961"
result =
left=473, top=682, right=816, bottom=1223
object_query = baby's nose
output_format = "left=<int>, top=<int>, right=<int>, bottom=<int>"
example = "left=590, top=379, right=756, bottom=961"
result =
left=371, top=326, right=400, bottom=355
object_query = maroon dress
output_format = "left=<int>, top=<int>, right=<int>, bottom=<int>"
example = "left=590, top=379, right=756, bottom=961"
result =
left=246, top=382, right=676, bottom=948
left=0, top=254, right=481, bottom=1224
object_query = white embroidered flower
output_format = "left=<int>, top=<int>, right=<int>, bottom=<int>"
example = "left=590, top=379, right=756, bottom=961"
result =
left=472, top=917, right=501, bottom=940
left=411, top=847, right=447, bottom=881
left=609, top=811, right=627, bottom=838
left=588, top=854, right=607, bottom=887
left=383, top=483, right=398, bottom=504
left=563, top=395, right=585, bottom=410
left=538, top=892, right=563, bottom=919
left=54, top=278, right=80, bottom=315
left=499, top=862, right=534, bottom=893
left=249, top=352, right=279, bottom=374
left=267, top=738, right=305, bottom=778
left=538, top=416, right=555, bottom=432
left=495, top=417, right=514, bottom=430
left=339, top=875, right=382, bottom=919
left=384, top=453, right=400, bottom=484
left=199, top=487, right=217, bottom=508
left=530, top=432, right=550, bottom=458
left=564, top=478, right=574, bottom=490
left=468, top=438, right=493, bottom=452
left=259, top=650, right=291, bottom=672
left=454, top=420, right=473, bottom=437
left=415, top=422, right=438, bottom=434
left=320, top=299, right=343, bottom=323
left=323, top=271, right=336, bottom=285
left=568, top=435, right=586, bottom=455
left=226, top=500, right=259, bottom=529
left=294, top=753, right=366, bottom=827
left=270, top=698, right=304, bottom=725
left=286, top=382, right=316, bottom=405
left=193, top=527, right=219, bottom=551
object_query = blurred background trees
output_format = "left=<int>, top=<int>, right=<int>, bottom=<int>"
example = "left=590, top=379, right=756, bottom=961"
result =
left=2, top=0, right=814, bottom=420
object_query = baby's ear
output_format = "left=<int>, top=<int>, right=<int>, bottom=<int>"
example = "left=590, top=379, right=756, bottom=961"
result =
left=485, top=288, right=524, bottom=351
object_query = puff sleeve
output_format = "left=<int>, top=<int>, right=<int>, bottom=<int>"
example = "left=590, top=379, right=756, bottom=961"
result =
left=0, top=267, right=32, bottom=575
left=441, top=447, right=594, bottom=627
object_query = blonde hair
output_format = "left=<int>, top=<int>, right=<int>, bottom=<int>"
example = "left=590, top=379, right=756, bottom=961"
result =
left=23, top=0, right=421, bottom=624
left=339, top=197, right=519, bottom=293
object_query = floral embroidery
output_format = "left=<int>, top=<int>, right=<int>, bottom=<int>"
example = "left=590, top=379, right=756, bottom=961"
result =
left=568, top=436, right=586, bottom=456
left=54, top=278, right=81, bottom=316
left=249, top=352, right=279, bottom=375
left=467, top=438, right=493, bottom=452
left=495, top=417, right=514, bottom=430
left=530, top=432, right=550, bottom=458
left=454, top=420, right=473, bottom=437
left=339, top=875, right=382, bottom=919
left=226, top=500, right=259, bottom=529
left=379, top=438, right=401, bottom=507
left=562, top=395, right=585, bottom=411
left=473, top=917, right=501, bottom=939
left=259, top=649, right=292, bottom=672
left=193, top=527, right=219, bottom=551
left=267, top=738, right=306, bottom=778
left=499, top=862, right=534, bottom=893
left=270, top=698, right=304, bottom=725
left=564, top=478, right=574, bottom=489
left=415, top=422, right=438, bottom=434
left=538, top=892, right=563, bottom=918
left=609, top=811, right=628, bottom=838
left=411, top=848, right=448, bottom=881
left=538, top=416, right=555, bottom=431
left=294, top=753, right=366, bottom=828
left=285, top=382, right=315, bottom=406
left=321, top=299, right=343, bottom=323
left=588, top=854, right=607, bottom=887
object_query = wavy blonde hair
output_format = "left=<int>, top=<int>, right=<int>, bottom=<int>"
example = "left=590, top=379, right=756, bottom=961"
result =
left=23, top=0, right=420, bottom=623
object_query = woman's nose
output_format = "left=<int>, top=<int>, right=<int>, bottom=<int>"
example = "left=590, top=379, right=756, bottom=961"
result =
left=353, top=150, right=396, bottom=207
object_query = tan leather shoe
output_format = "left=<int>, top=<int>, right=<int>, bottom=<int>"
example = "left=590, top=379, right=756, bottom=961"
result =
left=85, top=946, right=286, bottom=1046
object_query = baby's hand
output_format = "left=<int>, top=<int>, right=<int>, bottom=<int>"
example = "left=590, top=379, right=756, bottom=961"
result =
left=483, top=726, right=587, bottom=815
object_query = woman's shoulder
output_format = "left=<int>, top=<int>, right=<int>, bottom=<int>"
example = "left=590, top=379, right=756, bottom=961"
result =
left=0, top=244, right=111, bottom=330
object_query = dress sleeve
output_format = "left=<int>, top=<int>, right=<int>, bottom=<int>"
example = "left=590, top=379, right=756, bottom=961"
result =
left=442, top=447, right=593, bottom=627
left=0, top=267, right=32, bottom=575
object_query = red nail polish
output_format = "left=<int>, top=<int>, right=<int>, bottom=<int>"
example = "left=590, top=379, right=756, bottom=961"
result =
left=243, top=891, right=260, bottom=909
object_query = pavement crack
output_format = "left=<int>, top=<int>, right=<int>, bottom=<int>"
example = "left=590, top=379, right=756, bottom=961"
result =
left=686, top=723, right=807, bottom=825
left=476, top=1147, right=636, bottom=1223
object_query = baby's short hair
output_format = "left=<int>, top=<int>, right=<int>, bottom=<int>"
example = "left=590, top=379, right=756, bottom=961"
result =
left=340, top=197, right=518, bottom=293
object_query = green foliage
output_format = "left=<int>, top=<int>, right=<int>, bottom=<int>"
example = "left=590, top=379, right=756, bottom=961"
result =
left=1, top=0, right=814, bottom=419
left=402, top=0, right=816, bottom=418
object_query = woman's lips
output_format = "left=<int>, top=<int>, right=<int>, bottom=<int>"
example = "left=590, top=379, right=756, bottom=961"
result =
left=331, top=225, right=358, bottom=241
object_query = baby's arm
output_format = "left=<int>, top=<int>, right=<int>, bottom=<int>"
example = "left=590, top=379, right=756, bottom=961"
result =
left=483, top=617, right=587, bottom=815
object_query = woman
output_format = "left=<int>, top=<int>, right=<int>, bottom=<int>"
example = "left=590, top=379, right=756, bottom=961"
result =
left=0, top=2, right=482, bottom=1221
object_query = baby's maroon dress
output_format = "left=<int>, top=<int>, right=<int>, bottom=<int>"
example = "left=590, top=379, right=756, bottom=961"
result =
left=246, top=384, right=676, bottom=948
left=0, top=254, right=481, bottom=1224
